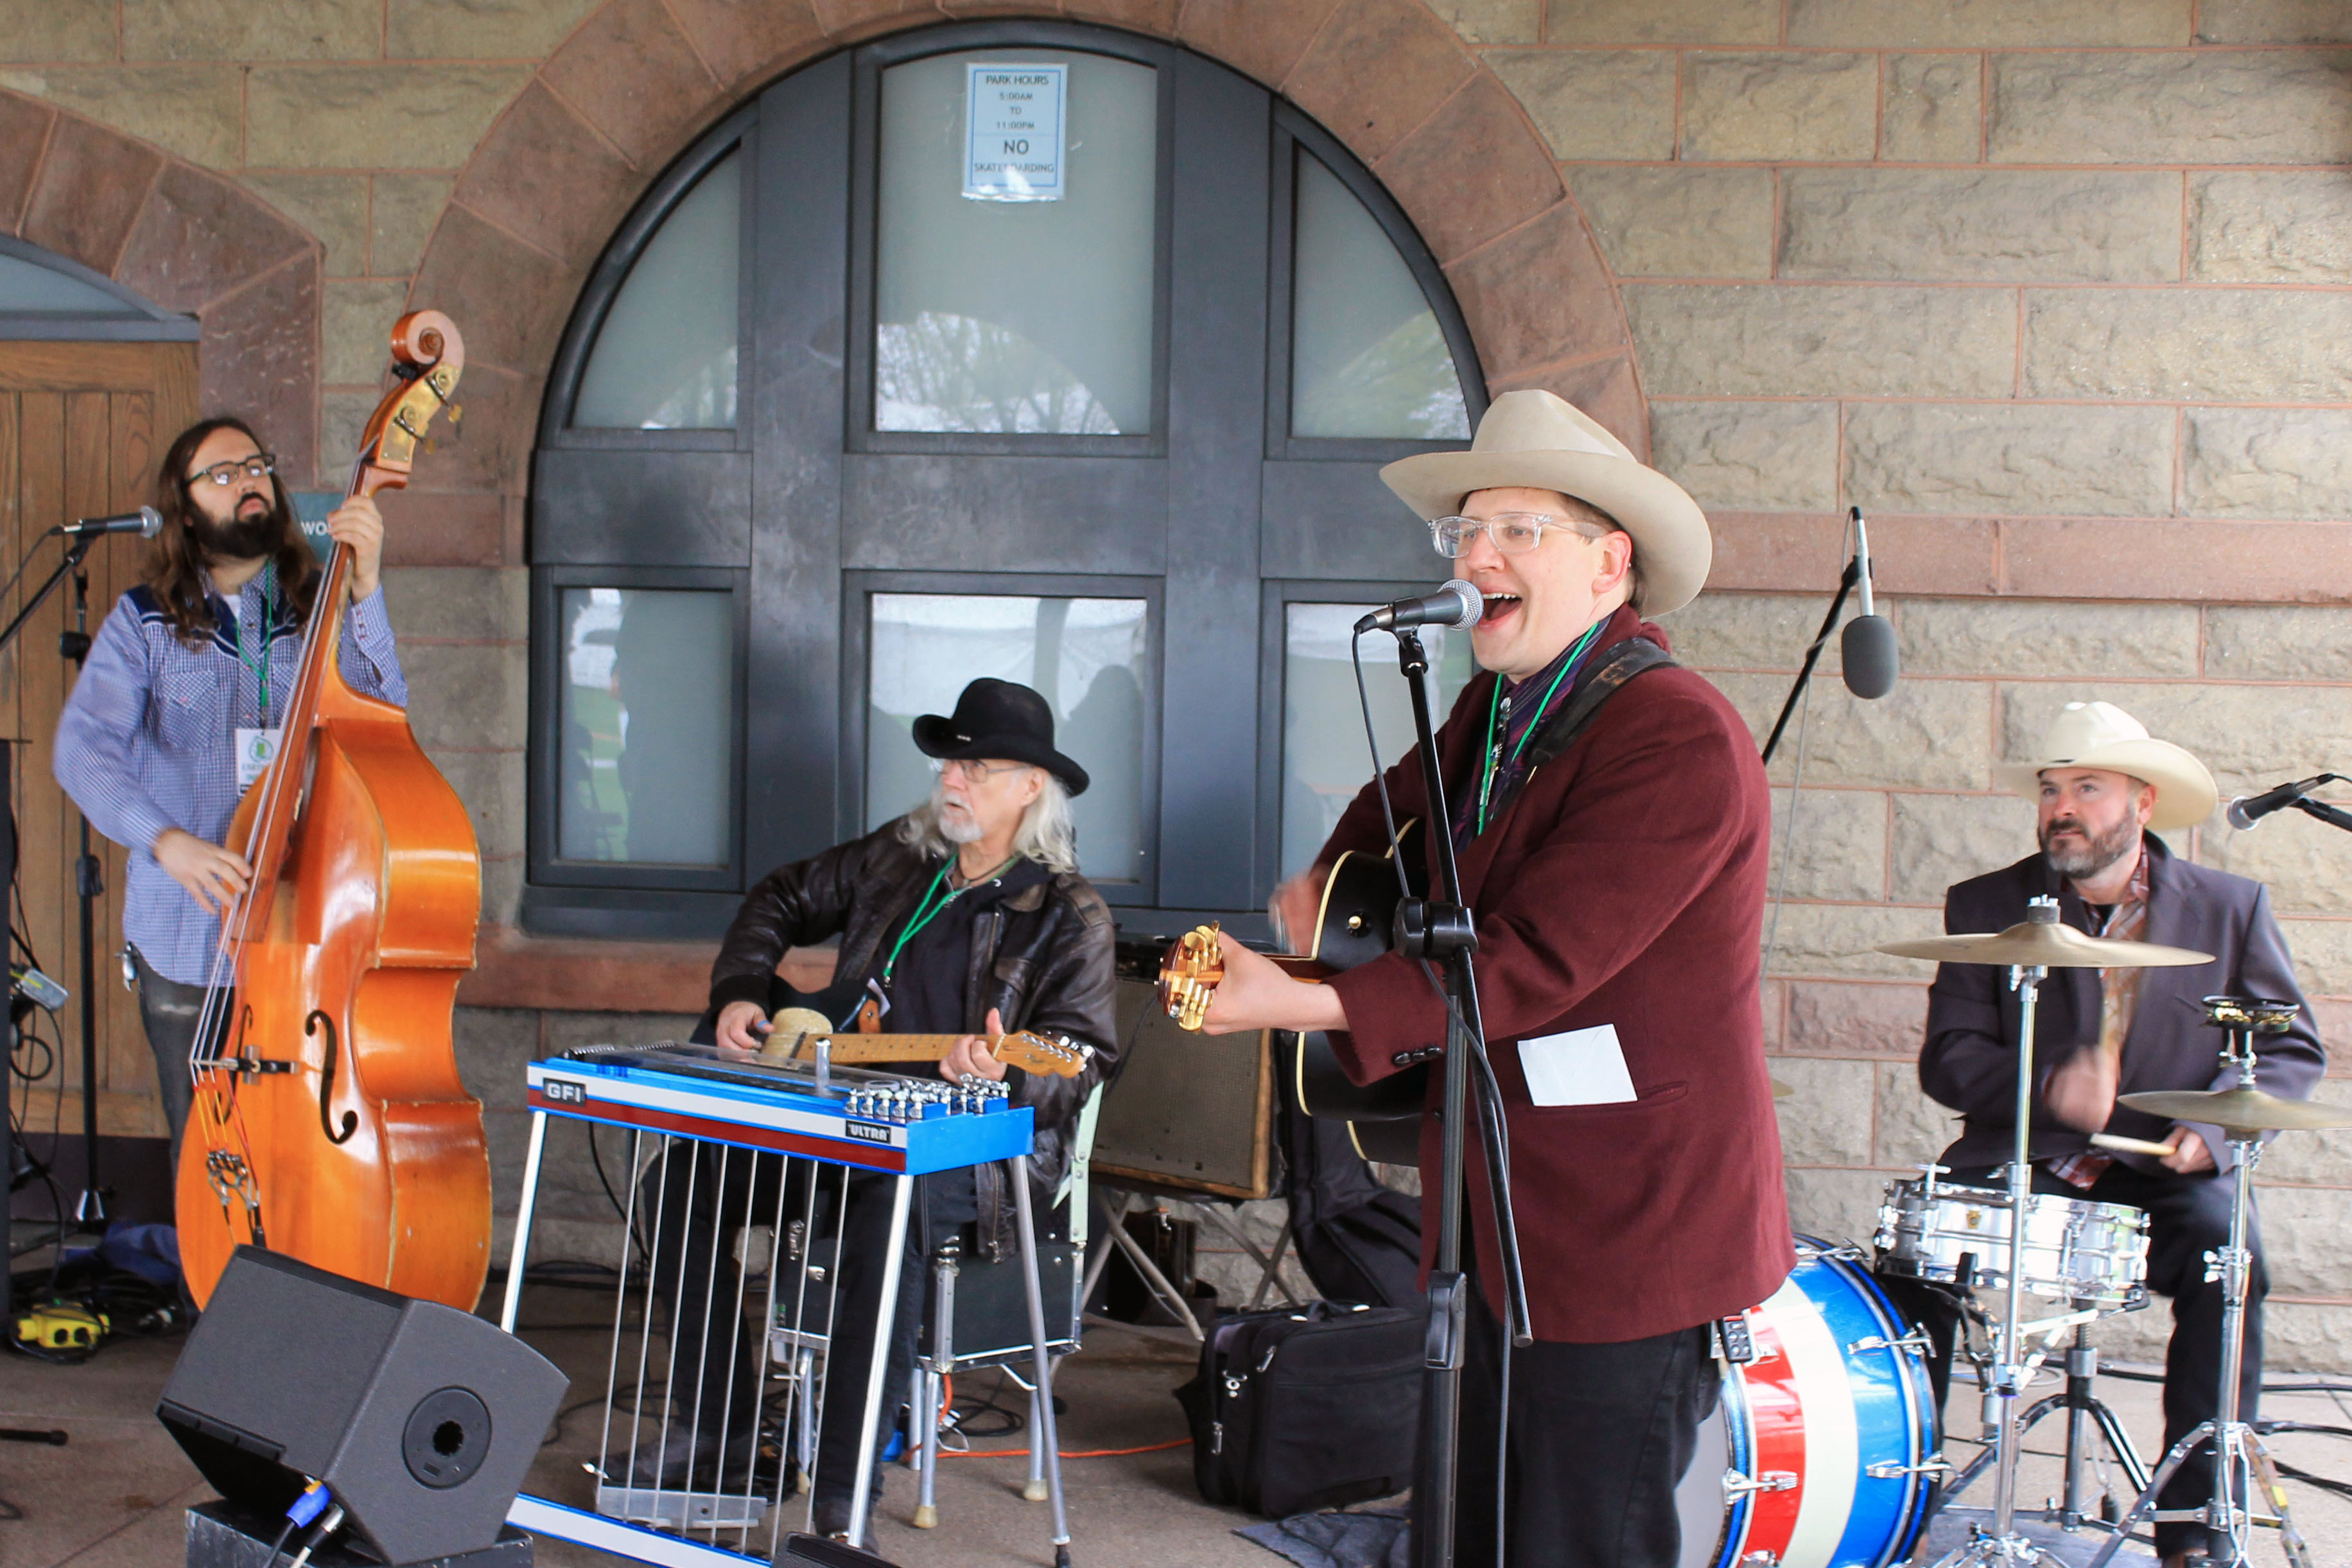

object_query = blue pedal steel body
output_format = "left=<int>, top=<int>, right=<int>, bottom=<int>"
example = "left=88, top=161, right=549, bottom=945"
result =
left=524, top=1052, right=1033, bottom=1174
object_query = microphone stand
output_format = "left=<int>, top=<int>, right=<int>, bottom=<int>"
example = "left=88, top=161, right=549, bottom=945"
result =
left=2284, top=796, right=2352, bottom=833
left=1759, top=557, right=1859, bottom=766
left=0, top=530, right=108, bottom=1229
left=1392, top=627, right=1531, bottom=1568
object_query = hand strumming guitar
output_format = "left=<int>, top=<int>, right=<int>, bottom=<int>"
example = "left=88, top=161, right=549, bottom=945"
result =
left=941, top=1007, right=1010, bottom=1085
left=1200, top=931, right=1348, bottom=1036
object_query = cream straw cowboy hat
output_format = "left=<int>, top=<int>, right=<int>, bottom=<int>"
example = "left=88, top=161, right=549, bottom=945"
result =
left=1994, top=701, right=2218, bottom=831
left=1379, top=388, right=1713, bottom=616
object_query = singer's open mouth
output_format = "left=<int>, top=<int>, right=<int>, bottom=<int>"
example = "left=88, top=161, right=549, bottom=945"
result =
left=1479, top=592, right=1522, bottom=627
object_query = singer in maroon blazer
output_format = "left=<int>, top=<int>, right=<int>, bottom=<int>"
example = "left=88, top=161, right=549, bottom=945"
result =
left=1316, top=601, right=1793, bottom=1345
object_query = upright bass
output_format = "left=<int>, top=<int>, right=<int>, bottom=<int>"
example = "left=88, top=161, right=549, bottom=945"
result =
left=175, top=311, right=490, bottom=1309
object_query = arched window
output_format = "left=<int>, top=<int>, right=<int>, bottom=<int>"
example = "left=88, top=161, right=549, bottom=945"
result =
left=0, top=236, right=196, bottom=341
left=528, top=22, right=1483, bottom=937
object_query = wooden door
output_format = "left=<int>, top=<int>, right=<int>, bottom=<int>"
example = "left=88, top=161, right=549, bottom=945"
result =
left=0, top=342, right=198, bottom=1142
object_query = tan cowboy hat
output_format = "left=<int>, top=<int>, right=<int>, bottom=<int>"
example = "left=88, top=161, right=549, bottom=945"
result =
left=1994, top=701, right=2218, bottom=831
left=1378, top=388, right=1712, bottom=616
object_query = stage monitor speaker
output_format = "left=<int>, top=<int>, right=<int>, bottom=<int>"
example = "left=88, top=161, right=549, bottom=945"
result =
left=1092, top=970, right=1273, bottom=1200
left=158, top=1247, right=567, bottom=1565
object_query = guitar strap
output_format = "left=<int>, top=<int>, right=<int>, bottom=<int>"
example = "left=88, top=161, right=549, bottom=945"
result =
left=1480, top=636, right=1678, bottom=824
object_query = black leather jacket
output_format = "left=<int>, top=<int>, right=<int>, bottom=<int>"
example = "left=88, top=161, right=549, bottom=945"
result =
left=709, top=822, right=1119, bottom=1260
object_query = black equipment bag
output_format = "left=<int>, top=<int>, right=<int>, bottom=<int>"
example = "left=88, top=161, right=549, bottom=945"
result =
left=1174, top=1301, right=1422, bottom=1518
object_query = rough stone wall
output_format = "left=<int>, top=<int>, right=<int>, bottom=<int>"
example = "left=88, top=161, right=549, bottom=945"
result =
left=3, top=0, right=2349, bottom=1359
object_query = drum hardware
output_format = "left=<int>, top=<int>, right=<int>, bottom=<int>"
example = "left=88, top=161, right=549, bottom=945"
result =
left=1877, top=896, right=2213, bottom=1568
left=1867, top=1458, right=1956, bottom=1481
left=2086, top=997, right=2346, bottom=1568
left=1849, top=1328, right=1938, bottom=1357
left=1721, top=1470, right=1799, bottom=1499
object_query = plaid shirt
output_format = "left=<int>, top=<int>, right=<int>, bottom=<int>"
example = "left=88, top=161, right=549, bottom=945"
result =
left=54, top=574, right=406, bottom=986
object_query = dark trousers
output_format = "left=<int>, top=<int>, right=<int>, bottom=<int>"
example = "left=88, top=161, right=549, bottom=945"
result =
left=130, top=946, right=207, bottom=1166
left=641, top=1142, right=975, bottom=1505
left=1450, top=1276, right=1719, bottom=1568
left=1918, top=1162, right=2265, bottom=1558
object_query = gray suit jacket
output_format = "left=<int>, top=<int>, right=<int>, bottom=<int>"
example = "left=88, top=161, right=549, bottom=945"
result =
left=1920, top=835, right=2326, bottom=1176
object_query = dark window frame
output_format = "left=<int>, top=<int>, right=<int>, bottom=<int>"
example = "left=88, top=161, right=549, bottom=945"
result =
left=842, top=22, right=1179, bottom=460
left=839, top=568, right=1166, bottom=905
left=526, top=562, right=751, bottom=896
left=1255, top=576, right=1473, bottom=901
left=539, top=105, right=758, bottom=453
left=1263, top=108, right=1488, bottom=464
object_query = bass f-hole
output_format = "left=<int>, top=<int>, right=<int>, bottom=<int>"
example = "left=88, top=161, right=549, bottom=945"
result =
left=309, top=1009, right=358, bottom=1146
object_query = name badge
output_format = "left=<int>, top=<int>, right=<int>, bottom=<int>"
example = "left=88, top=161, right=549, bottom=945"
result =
left=236, top=727, right=283, bottom=789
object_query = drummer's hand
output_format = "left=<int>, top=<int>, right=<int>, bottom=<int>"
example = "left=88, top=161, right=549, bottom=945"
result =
left=327, top=494, right=386, bottom=600
left=2044, top=1047, right=2119, bottom=1132
left=1202, top=932, right=1346, bottom=1036
left=1268, top=867, right=1325, bottom=952
left=153, top=828, right=252, bottom=916
left=2159, top=1128, right=2217, bottom=1174
left=941, top=1007, right=1009, bottom=1085
left=714, top=1000, right=770, bottom=1056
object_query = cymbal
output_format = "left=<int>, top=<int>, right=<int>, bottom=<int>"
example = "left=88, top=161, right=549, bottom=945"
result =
left=2119, top=1087, right=2352, bottom=1134
left=1876, top=919, right=2212, bottom=970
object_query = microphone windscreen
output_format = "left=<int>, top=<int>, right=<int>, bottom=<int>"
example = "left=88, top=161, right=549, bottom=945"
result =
left=2226, top=798, right=2258, bottom=832
left=139, top=505, right=163, bottom=538
left=1840, top=614, right=1899, bottom=699
left=1439, top=578, right=1483, bottom=629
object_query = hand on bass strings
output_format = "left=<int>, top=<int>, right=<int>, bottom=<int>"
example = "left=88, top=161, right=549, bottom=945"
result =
left=1201, top=930, right=1347, bottom=1036
left=327, top=494, right=387, bottom=600
left=714, top=1000, right=770, bottom=1055
left=1267, top=866, right=1325, bottom=952
left=941, top=1007, right=1009, bottom=1085
left=2044, top=1043, right=2119, bottom=1132
left=154, top=827, right=252, bottom=916
left=2158, top=1127, right=2217, bottom=1174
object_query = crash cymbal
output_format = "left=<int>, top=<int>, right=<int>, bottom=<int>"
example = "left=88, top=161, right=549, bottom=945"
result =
left=1876, top=919, right=2211, bottom=970
left=2118, top=1087, right=2352, bottom=1134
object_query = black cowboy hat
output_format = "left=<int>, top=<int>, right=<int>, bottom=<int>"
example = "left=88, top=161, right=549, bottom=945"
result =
left=911, top=677, right=1090, bottom=796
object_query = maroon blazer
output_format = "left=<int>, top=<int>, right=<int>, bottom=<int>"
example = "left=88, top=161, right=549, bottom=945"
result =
left=1320, top=605, right=1794, bottom=1343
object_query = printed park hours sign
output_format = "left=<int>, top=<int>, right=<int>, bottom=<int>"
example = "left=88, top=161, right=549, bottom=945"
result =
left=964, top=62, right=1067, bottom=201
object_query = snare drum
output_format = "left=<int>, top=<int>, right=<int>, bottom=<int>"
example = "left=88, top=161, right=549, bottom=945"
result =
left=1874, top=1175, right=2150, bottom=1306
left=1676, top=1240, right=1940, bottom=1568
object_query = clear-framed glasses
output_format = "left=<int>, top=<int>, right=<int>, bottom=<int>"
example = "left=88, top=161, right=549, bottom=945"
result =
left=928, top=756, right=1022, bottom=783
left=186, top=453, right=276, bottom=487
left=1429, top=511, right=1611, bottom=559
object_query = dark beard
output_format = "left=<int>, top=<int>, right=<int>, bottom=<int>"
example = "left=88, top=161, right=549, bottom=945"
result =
left=2041, top=810, right=2139, bottom=881
left=193, top=496, right=286, bottom=563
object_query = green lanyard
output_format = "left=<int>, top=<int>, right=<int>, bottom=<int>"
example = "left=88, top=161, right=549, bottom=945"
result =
left=1475, top=619, right=1603, bottom=835
left=230, top=562, right=278, bottom=727
left=879, top=860, right=971, bottom=988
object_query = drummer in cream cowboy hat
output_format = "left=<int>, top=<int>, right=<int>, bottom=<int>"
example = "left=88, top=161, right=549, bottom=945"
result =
left=1995, top=700, right=2219, bottom=832
left=1379, top=389, right=1712, bottom=685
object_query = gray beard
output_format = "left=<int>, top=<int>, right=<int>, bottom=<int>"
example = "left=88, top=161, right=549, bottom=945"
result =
left=2041, top=812, right=2138, bottom=881
left=933, top=787, right=984, bottom=845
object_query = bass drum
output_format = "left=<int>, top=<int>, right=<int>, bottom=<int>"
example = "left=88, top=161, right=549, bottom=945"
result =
left=1677, top=1239, right=1940, bottom=1568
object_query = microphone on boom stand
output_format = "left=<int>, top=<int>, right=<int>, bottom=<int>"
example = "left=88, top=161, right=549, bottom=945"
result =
left=1355, top=579, right=1483, bottom=634
left=1761, top=507, right=1898, bottom=764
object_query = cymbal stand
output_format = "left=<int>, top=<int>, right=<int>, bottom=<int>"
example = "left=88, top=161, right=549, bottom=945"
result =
left=2086, top=998, right=2298, bottom=1568
left=1935, top=896, right=2065, bottom=1568
left=1941, top=1314, right=2151, bottom=1533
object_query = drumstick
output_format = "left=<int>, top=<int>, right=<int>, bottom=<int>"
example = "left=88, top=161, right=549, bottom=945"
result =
left=2090, top=1132, right=2177, bottom=1158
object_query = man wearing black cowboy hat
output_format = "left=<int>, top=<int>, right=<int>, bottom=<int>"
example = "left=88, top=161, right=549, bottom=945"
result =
left=623, top=677, right=1119, bottom=1538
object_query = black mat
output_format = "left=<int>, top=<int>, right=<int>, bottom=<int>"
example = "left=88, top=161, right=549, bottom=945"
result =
left=1234, top=1506, right=1408, bottom=1568
left=1912, top=1506, right=2159, bottom=1564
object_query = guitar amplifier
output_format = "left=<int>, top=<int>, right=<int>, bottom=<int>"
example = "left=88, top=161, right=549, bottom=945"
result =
left=1091, top=957, right=1273, bottom=1201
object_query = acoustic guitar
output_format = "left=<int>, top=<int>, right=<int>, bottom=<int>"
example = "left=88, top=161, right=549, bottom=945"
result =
left=1158, top=823, right=1431, bottom=1132
left=754, top=1008, right=1092, bottom=1079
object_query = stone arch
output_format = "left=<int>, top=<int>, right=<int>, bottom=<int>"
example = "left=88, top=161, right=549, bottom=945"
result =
left=408, top=0, right=1639, bottom=511
left=0, top=88, right=324, bottom=484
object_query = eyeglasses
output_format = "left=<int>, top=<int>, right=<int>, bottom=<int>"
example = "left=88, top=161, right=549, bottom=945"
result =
left=1429, top=512, right=1612, bottom=559
left=929, top=757, right=1024, bottom=783
left=186, top=454, right=276, bottom=488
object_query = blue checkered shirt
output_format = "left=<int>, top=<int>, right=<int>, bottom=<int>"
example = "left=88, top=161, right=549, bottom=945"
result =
left=54, top=574, right=407, bottom=985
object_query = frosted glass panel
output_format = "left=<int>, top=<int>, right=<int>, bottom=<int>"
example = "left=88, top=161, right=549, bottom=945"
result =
left=0, top=252, right=128, bottom=314
left=558, top=588, right=731, bottom=865
left=875, top=52, right=1158, bottom=435
left=1291, top=152, right=1470, bottom=440
left=574, top=151, right=741, bottom=429
left=869, top=594, right=1149, bottom=885
left=1280, top=604, right=1474, bottom=877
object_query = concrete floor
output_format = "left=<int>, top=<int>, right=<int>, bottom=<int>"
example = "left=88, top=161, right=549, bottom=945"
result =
left=4, top=1278, right=2351, bottom=1568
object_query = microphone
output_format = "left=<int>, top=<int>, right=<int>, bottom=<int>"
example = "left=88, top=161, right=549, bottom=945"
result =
left=1355, top=579, right=1484, bottom=635
left=58, top=507, right=162, bottom=539
left=2227, top=775, right=2331, bottom=831
left=1840, top=508, right=1899, bottom=699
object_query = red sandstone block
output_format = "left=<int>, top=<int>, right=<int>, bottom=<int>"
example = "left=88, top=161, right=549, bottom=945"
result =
left=1785, top=979, right=1932, bottom=1058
